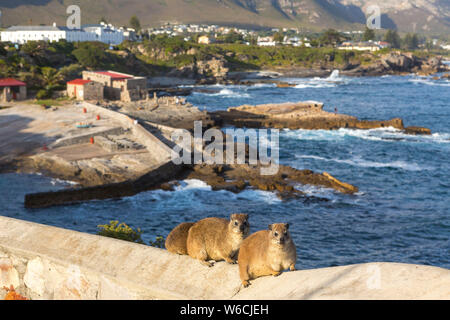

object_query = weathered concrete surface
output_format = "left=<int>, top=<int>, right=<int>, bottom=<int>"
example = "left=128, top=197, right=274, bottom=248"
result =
left=1, top=216, right=448, bottom=300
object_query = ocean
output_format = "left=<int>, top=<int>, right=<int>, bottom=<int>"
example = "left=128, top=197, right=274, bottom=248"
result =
left=1, top=71, right=449, bottom=269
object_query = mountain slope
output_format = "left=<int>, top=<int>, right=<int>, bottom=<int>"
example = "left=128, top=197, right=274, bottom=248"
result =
left=0, top=0, right=448, bottom=34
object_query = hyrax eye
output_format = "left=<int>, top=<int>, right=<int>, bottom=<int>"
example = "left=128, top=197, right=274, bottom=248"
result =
left=274, top=232, right=278, bottom=237
left=234, top=221, right=239, bottom=226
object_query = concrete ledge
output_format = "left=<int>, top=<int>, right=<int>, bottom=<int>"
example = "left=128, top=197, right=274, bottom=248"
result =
left=0, top=216, right=449, bottom=300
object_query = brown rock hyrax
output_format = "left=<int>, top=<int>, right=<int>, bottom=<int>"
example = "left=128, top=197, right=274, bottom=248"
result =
left=238, top=223, right=296, bottom=287
left=165, top=222, right=195, bottom=255
left=186, top=213, right=250, bottom=267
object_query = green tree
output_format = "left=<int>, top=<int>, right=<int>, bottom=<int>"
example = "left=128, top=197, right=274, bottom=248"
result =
left=40, top=66, right=62, bottom=87
left=129, top=15, right=141, bottom=33
left=403, top=33, right=419, bottom=50
left=222, top=31, right=243, bottom=44
left=319, top=29, right=348, bottom=46
left=273, top=32, right=284, bottom=44
left=362, top=26, right=375, bottom=41
left=72, top=42, right=108, bottom=68
left=384, top=29, right=401, bottom=48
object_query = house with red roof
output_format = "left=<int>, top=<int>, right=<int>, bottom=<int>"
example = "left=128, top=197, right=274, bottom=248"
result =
left=81, top=70, right=147, bottom=102
left=0, top=78, right=27, bottom=102
left=67, top=78, right=104, bottom=101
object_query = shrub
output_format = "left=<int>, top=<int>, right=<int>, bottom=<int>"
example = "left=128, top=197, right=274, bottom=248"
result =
left=36, top=89, right=52, bottom=100
left=97, top=220, right=166, bottom=248
left=97, top=220, right=144, bottom=244
left=73, top=42, right=108, bottom=68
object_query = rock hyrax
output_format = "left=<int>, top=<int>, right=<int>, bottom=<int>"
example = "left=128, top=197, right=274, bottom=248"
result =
left=165, top=222, right=195, bottom=255
left=186, top=213, right=250, bottom=267
left=238, top=223, right=296, bottom=287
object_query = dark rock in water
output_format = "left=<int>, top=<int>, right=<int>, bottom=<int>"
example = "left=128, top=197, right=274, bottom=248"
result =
left=404, top=126, right=432, bottom=135
left=182, top=163, right=358, bottom=197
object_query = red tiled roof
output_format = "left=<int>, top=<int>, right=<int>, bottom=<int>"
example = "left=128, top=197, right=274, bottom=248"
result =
left=67, top=79, right=92, bottom=85
left=94, top=71, right=132, bottom=80
left=0, top=78, right=26, bottom=87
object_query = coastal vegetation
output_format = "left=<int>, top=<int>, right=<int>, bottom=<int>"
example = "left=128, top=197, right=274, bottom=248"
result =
left=97, top=220, right=165, bottom=248
left=0, top=31, right=446, bottom=95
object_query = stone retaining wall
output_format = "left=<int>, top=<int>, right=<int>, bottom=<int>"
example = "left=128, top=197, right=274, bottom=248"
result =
left=1, top=216, right=449, bottom=300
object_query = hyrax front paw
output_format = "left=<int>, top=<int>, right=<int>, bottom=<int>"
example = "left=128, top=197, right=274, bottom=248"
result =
left=271, top=271, right=281, bottom=277
left=242, top=280, right=250, bottom=288
left=225, top=257, right=237, bottom=264
left=201, top=260, right=215, bottom=267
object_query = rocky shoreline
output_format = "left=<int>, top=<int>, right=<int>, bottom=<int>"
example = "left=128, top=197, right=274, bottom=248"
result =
left=0, top=82, right=434, bottom=208
left=210, top=101, right=432, bottom=134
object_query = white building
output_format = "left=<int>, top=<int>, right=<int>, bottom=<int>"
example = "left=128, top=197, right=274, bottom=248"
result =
left=338, top=41, right=382, bottom=52
left=257, top=36, right=276, bottom=47
left=1, top=22, right=124, bottom=45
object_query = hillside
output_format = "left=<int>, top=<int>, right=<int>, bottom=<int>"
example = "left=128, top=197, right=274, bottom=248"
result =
left=0, top=0, right=449, bottom=34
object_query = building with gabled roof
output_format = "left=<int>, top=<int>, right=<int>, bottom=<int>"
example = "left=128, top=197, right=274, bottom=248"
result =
left=79, top=70, right=147, bottom=102
left=67, top=79, right=103, bottom=101
left=0, top=78, right=27, bottom=102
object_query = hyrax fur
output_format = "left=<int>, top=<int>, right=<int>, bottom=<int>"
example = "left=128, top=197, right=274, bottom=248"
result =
left=238, top=223, right=296, bottom=287
left=186, top=213, right=250, bottom=267
left=165, top=222, right=195, bottom=255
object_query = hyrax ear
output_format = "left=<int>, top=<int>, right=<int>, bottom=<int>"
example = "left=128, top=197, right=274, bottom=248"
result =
left=268, top=224, right=273, bottom=231
left=243, top=213, right=249, bottom=220
left=230, top=213, right=237, bottom=220
left=285, top=223, right=290, bottom=230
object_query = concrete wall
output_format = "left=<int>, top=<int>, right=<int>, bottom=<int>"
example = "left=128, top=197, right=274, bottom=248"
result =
left=82, top=102, right=173, bottom=162
left=1, top=216, right=449, bottom=300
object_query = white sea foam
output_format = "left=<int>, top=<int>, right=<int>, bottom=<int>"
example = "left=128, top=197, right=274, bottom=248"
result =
left=172, top=179, right=281, bottom=204
left=295, top=154, right=431, bottom=171
left=50, top=178, right=78, bottom=186
left=251, top=83, right=277, bottom=88
left=236, top=189, right=282, bottom=204
left=282, top=127, right=450, bottom=144
left=294, top=183, right=336, bottom=198
left=294, top=82, right=336, bottom=89
left=327, top=70, right=340, bottom=81
left=285, top=71, right=351, bottom=89
left=198, top=87, right=251, bottom=98
left=175, top=179, right=212, bottom=191
left=409, top=78, right=450, bottom=87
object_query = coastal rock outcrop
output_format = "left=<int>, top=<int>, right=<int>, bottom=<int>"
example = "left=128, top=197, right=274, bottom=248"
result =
left=343, top=52, right=449, bottom=76
left=211, top=101, right=409, bottom=131
left=184, top=163, right=358, bottom=197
